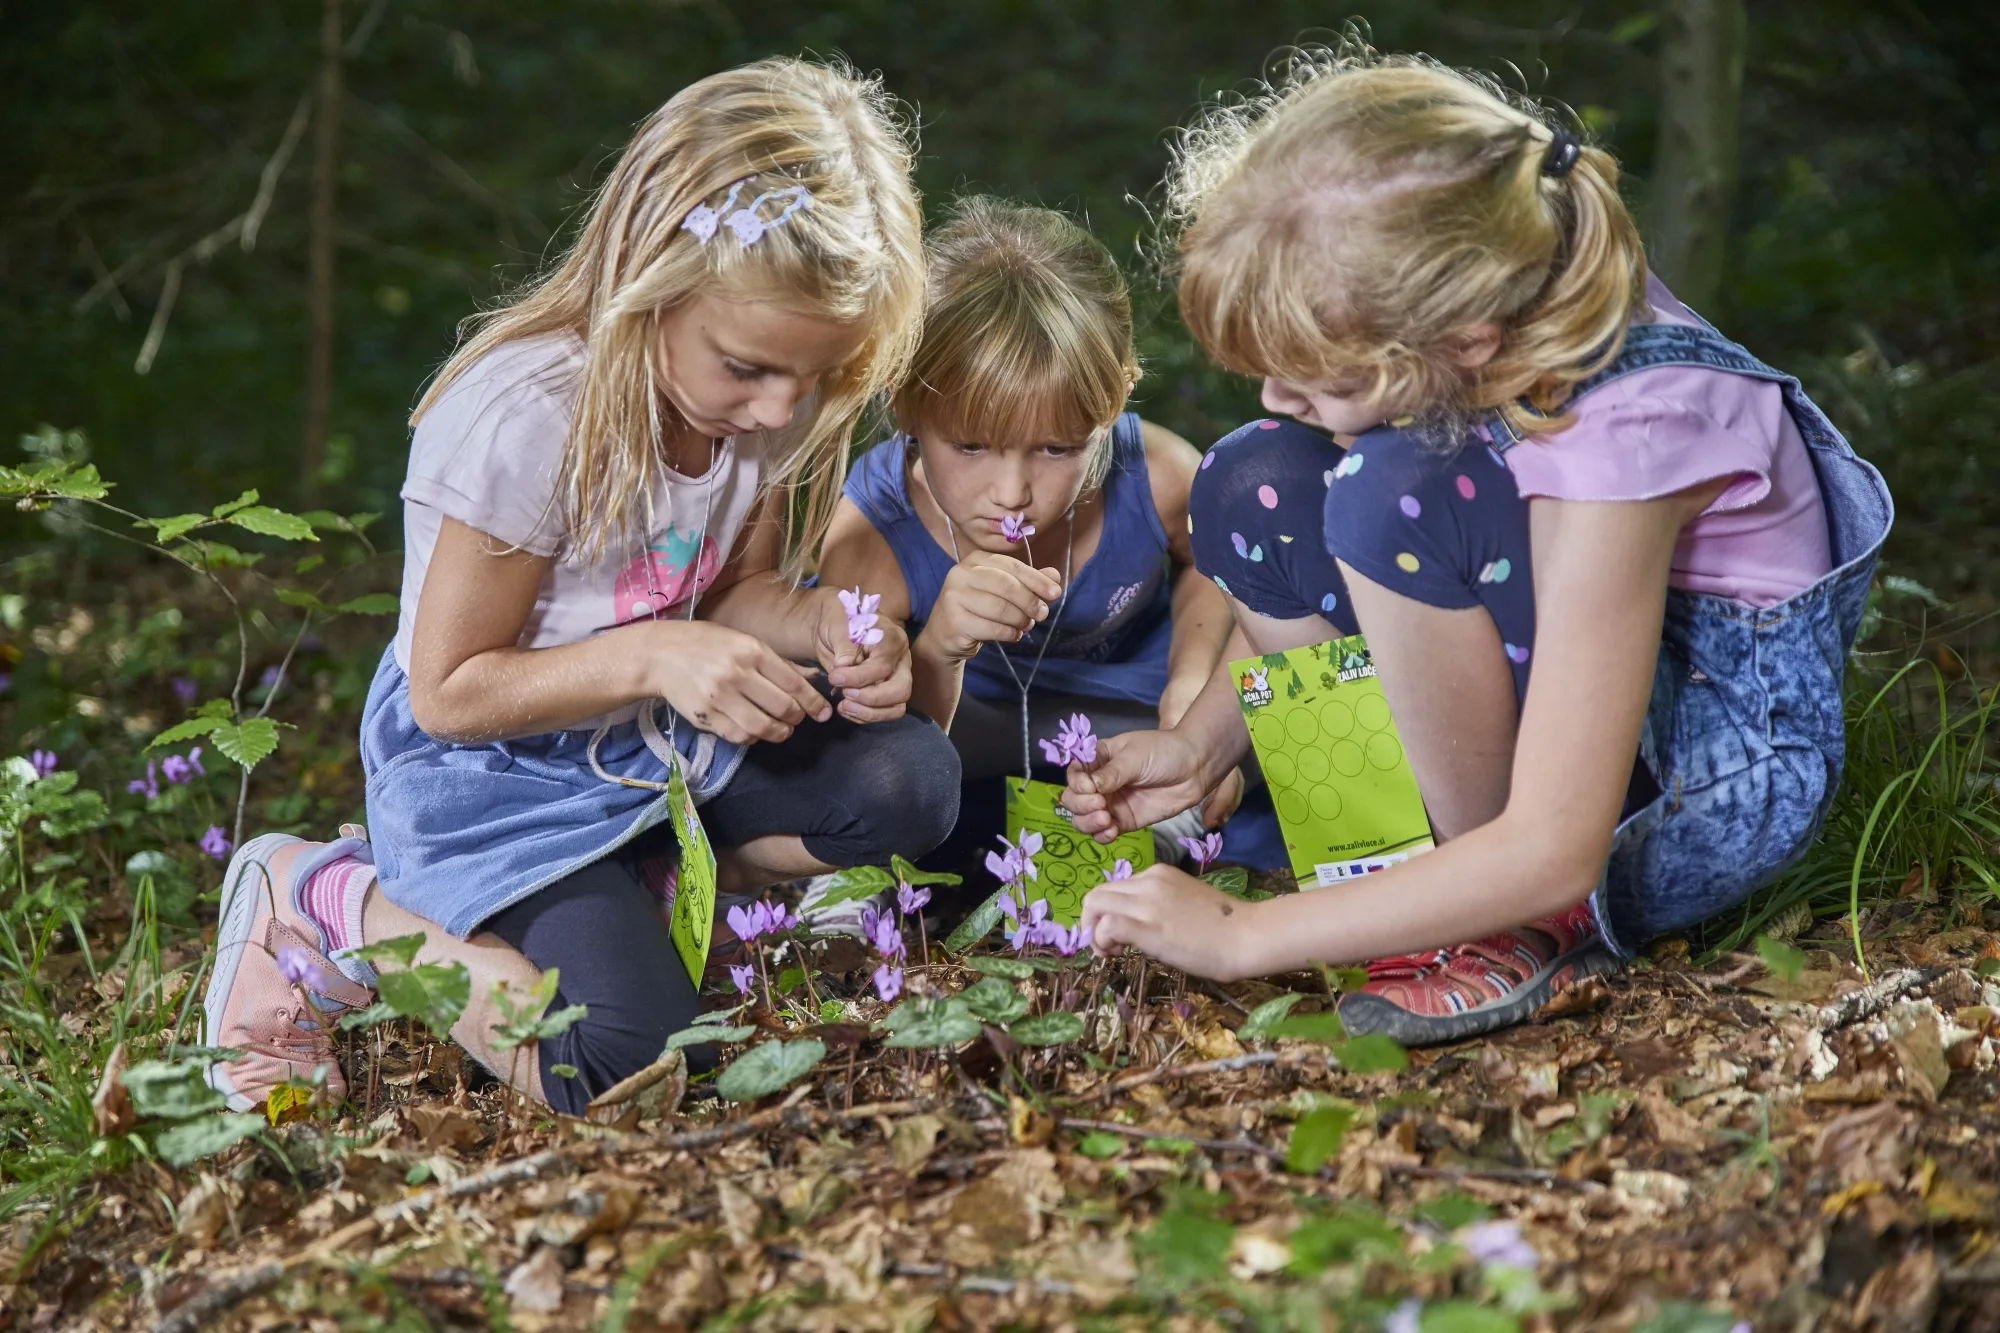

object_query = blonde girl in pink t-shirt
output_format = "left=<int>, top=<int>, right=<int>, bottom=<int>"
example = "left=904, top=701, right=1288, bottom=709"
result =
left=1067, top=41, right=1891, bottom=1044
left=203, top=59, right=960, bottom=1115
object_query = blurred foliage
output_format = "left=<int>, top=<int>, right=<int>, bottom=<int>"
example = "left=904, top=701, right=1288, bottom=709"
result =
left=2, top=1, right=1994, bottom=607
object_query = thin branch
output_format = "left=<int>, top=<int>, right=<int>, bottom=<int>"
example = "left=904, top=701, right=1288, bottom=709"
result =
left=132, top=259, right=182, bottom=376
left=349, top=94, right=542, bottom=249
left=149, top=1099, right=935, bottom=1333
left=241, top=93, right=315, bottom=253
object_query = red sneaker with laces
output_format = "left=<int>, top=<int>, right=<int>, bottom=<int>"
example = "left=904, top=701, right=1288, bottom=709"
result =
left=1337, top=903, right=1617, bottom=1046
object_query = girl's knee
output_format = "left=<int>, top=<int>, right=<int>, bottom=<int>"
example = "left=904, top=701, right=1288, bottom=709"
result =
left=829, top=719, right=962, bottom=863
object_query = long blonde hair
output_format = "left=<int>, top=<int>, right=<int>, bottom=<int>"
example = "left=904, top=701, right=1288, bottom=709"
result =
left=1165, top=35, right=1647, bottom=437
left=415, top=57, right=924, bottom=572
left=893, top=197, right=1138, bottom=493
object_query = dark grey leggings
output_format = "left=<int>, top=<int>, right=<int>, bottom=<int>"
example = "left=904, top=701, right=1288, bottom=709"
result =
left=483, top=710, right=959, bottom=1114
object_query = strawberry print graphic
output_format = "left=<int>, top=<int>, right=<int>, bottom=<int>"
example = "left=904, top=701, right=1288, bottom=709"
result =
left=613, top=527, right=722, bottom=624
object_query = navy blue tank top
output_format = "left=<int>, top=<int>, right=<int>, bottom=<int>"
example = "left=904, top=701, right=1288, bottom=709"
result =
left=842, top=412, right=1174, bottom=705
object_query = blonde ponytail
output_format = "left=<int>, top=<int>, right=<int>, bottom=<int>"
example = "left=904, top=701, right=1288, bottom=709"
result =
left=1165, top=34, right=1649, bottom=436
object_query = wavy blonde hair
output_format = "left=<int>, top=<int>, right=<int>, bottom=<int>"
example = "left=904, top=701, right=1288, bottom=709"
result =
left=1165, top=36, right=1647, bottom=437
left=414, top=57, right=924, bottom=572
left=893, top=197, right=1138, bottom=494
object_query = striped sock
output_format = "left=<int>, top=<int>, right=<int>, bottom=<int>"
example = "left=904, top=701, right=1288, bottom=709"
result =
left=296, top=855, right=375, bottom=984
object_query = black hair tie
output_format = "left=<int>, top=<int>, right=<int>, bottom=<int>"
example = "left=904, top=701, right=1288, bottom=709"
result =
left=1541, top=128, right=1582, bottom=178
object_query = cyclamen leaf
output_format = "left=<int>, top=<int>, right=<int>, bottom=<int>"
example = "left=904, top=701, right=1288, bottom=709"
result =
left=942, top=889, right=1006, bottom=953
left=355, top=932, right=426, bottom=971
left=147, top=716, right=225, bottom=751
left=146, top=513, right=210, bottom=544
left=663, top=1024, right=757, bottom=1054
left=334, top=593, right=399, bottom=616
left=714, top=1037, right=826, bottom=1102
left=1235, top=992, right=1306, bottom=1040
left=807, top=864, right=896, bottom=910
left=962, top=955, right=1034, bottom=980
left=154, top=1112, right=263, bottom=1166
left=212, top=718, right=282, bottom=769
left=375, top=962, right=472, bottom=1038
left=889, top=854, right=962, bottom=888
left=881, top=997, right=982, bottom=1049
left=1007, top=1010, right=1085, bottom=1046
left=958, top=977, right=1029, bottom=1024
left=122, top=1059, right=226, bottom=1120
left=228, top=506, right=318, bottom=542
left=210, top=489, right=260, bottom=519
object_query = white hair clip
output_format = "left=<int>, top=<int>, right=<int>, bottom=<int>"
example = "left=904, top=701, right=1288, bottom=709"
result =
left=681, top=177, right=813, bottom=248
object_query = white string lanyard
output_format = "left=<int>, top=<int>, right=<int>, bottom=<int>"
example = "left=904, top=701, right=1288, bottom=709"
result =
left=938, top=503, right=1074, bottom=782
left=587, top=436, right=721, bottom=792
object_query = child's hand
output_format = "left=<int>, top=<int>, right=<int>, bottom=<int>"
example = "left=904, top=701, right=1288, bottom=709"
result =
left=813, top=591, right=914, bottom=723
left=1063, top=728, right=1212, bottom=841
left=651, top=621, right=832, bottom=744
left=925, top=554, right=1064, bottom=663
left=1081, top=863, right=1258, bottom=980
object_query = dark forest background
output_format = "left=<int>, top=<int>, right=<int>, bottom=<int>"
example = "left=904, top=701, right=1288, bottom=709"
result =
left=4, top=0, right=1997, bottom=607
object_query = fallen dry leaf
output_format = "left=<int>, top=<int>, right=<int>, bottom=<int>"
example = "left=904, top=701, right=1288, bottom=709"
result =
left=504, top=1244, right=566, bottom=1315
left=91, top=1040, right=132, bottom=1138
left=1813, top=1101, right=1916, bottom=1190
left=888, top=1113, right=943, bottom=1174
left=405, top=1099, right=484, bottom=1151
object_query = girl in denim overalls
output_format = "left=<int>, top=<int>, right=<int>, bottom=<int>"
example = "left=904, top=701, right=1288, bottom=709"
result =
left=1063, top=46, right=1892, bottom=1044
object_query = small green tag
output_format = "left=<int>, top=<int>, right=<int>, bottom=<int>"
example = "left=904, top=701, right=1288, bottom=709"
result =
left=666, top=753, right=718, bottom=988
left=1002, top=777, right=1154, bottom=925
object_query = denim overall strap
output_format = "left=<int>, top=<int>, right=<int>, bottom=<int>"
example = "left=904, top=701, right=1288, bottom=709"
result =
left=1482, top=318, right=1894, bottom=957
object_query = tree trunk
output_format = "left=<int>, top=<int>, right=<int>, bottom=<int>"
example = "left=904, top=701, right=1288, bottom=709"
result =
left=303, top=0, right=342, bottom=503
left=1650, top=0, right=1746, bottom=313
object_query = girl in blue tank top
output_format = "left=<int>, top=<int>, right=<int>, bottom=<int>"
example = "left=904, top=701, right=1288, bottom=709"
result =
left=820, top=198, right=1235, bottom=811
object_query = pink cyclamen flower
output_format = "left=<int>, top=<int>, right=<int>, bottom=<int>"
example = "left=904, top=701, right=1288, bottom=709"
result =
left=873, top=964, right=904, bottom=1003
left=1104, top=859, right=1133, bottom=883
left=985, top=831, right=1042, bottom=887
left=760, top=901, right=798, bottom=935
left=861, top=905, right=906, bottom=960
left=275, top=944, right=327, bottom=990
left=1460, top=1220, right=1538, bottom=1271
left=170, top=676, right=198, bottom=706
left=1000, top=893, right=1050, bottom=952
left=836, top=586, right=884, bottom=648
left=160, top=747, right=205, bottom=784
left=1178, top=831, right=1224, bottom=872
left=1037, top=712, right=1097, bottom=767
left=127, top=761, right=160, bottom=801
left=896, top=881, right=930, bottom=916
left=998, top=512, right=1035, bottom=544
left=28, top=750, right=58, bottom=779
left=725, top=902, right=765, bottom=942
left=199, top=825, right=233, bottom=860
left=729, top=963, right=756, bottom=995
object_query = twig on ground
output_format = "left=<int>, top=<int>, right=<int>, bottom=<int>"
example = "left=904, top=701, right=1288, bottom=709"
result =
left=1087, top=1048, right=1321, bottom=1102
left=1815, top=966, right=1948, bottom=1031
left=149, top=1099, right=932, bottom=1333
left=1053, top=1117, right=1605, bottom=1193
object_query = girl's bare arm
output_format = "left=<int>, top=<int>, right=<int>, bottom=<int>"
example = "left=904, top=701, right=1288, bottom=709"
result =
left=1082, top=485, right=1714, bottom=980
left=407, top=515, right=830, bottom=745
left=1143, top=419, right=1235, bottom=727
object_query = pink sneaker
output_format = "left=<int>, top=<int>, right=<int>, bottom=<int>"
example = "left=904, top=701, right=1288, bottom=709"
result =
left=202, top=833, right=374, bottom=1111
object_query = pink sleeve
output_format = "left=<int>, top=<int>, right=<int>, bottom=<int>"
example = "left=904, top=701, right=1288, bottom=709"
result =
left=1502, top=364, right=1791, bottom=516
